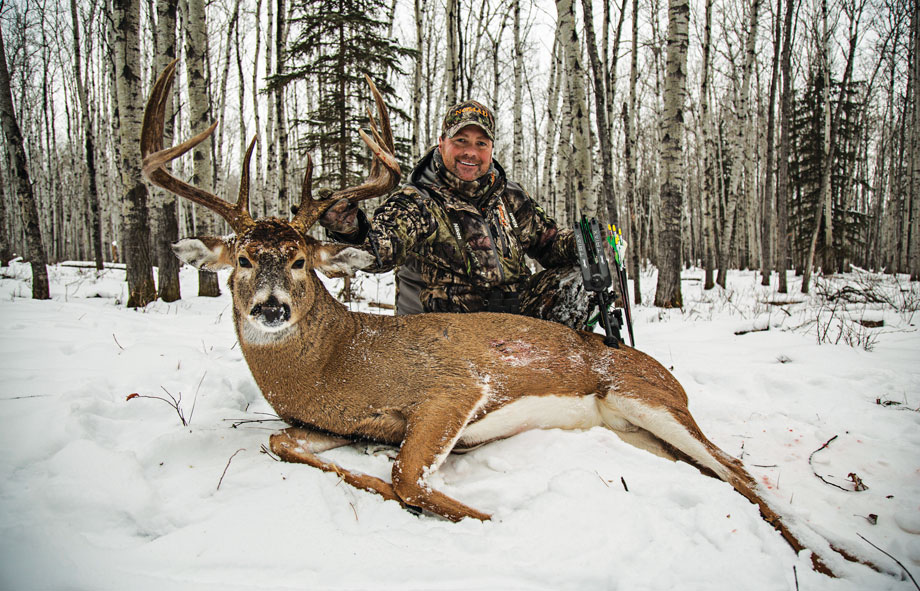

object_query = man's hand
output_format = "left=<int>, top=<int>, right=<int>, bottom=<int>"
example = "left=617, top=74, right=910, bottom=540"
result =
left=320, top=198, right=360, bottom=235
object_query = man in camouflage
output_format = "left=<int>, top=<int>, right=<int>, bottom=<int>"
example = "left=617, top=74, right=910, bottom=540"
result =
left=321, top=100, right=590, bottom=329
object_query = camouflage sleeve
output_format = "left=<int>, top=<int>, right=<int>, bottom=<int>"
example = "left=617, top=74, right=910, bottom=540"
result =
left=508, top=187, right=577, bottom=268
left=361, top=188, right=438, bottom=273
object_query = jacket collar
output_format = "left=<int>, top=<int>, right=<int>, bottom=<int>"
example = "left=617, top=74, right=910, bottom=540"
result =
left=411, top=147, right=507, bottom=214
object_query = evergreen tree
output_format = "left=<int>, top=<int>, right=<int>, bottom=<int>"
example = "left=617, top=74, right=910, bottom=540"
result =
left=789, top=70, right=867, bottom=272
left=274, top=0, right=414, bottom=191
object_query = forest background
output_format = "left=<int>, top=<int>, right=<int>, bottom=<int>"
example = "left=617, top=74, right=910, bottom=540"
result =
left=0, top=0, right=916, bottom=307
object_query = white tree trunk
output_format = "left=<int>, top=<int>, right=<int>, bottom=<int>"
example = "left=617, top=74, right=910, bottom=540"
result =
left=445, top=0, right=459, bottom=106
left=556, top=0, right=595, bottom=218
left=185, top=0, right=220, bottom=296
left=152, top=0, right=181, bottom=302
left=512, top=0, right=524, bottom=179
left=412, top=0, right=424, bottom=158
left=274, top=0, right=289, bottom=217
left=911, top=0, right=920, bottom=279
left=542, top=27, right=563, bottom=220
left=653, top=0, right=689, bottom=308
left=716, top=0, right=761, bottom=287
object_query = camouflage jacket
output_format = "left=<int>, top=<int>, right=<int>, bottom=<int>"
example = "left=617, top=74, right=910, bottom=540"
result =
left=340, top=147, right=576, bottom=313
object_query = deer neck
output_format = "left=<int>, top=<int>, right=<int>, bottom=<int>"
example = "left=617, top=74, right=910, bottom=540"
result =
left=233, top=274, right=384, bottom=389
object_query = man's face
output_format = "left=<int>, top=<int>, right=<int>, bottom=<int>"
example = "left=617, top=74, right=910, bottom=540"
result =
left=438, top=125, right=493, bottom=182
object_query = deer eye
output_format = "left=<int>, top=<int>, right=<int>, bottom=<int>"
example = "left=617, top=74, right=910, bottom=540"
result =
left=238, top=256, right=252, bottom=268
left=291, top=258, right=306, bottom=270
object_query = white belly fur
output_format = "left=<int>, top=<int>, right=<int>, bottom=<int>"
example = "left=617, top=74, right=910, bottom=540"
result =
left=458, top=394, right=604, bottom=446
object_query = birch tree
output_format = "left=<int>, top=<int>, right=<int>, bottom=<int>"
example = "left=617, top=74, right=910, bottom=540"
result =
left=152, top=0, right=180, bottom=302
left=623, top=0, right=641, bottom=304
left=113, top=0, right=156, bottom=307
left=556, top=0, right=595, bottom=218
left=654, top=0, right=690, bottom=307
left=273, top=0, right=289, bottom=217
left=445, top=0, right=459, bottom=106
left=70, top=0, right=104, bottom=271
left=512, top=0, right=524, bottom=179
left=910, top=0, right=920, bottom=279
left=582, top=0, right=618, bottom=225
left=760, top=0, right=782, bottom=286
left=0, top=27, right=49, bottom=299
left=412, top=0, right=425, bottom=158
left=776, top=0, right=794, bottom=293
left=185, top=0, right=220, bottom=297
left=716, top=0, right=761, bottom=288
left=699, top=0, right=715, bottom=289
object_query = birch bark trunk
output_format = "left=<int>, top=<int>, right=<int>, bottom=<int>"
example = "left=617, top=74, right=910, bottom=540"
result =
left=445, top=0, right=459, bottom=106
left=761, top=7, right=781, bottom=287
left=0, top=28, right=49, bottom=299
left=556, top=0, right=595, bottom=217
left=113, top=0, right=156, bottom=307
left=70, top=0, right=105, bottom=271
left=152, top=0, right=181, bottom=302
left=581, top=0, right=618, bottom=226
left=512, top=0, right=524, bottom=179
left=626, top=0, right=641, bottom=304
left=185, top=0, right=221, bottom=296
left=699, top=0, right=715, bottom=289
left=910, top=0, right=920, bottom=279
left=716, top=0, right=761, bottom=288
left=653, top=0, right=689, bottom=307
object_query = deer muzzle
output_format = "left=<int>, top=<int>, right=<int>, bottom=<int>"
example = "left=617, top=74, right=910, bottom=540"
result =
left=250, top=295, right=291, bottom=328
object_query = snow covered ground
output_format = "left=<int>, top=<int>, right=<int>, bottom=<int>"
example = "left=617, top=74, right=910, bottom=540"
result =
left=0, top=260, right=917, bottom=590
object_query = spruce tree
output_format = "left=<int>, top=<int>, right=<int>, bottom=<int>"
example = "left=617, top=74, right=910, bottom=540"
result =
left=273, top=0, right=413, bottom=191
left=788, top=71, right=867, bottom=272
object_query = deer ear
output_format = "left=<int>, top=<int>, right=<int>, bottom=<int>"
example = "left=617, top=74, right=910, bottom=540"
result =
left=314, top=244, right=376, bottom=278
left=172, top=237, right=234, bottom=271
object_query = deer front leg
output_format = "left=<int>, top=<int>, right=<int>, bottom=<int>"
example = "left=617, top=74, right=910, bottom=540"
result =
left=270, top=426, right=402, bottom=505
left=392, top=398, right=491, bottom=522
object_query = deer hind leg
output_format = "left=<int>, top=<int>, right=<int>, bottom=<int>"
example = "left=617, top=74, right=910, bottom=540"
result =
left=598, top=394, right=835, bottom=575
left=269, top=426, right=402, bottom=505
left=390, top=396, right=492, bottom=522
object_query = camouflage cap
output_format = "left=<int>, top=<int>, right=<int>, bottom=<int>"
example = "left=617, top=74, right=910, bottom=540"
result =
left=441, top=100, right=496, bottom=141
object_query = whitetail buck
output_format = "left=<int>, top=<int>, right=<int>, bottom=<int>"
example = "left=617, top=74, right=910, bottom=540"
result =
left=143, top=60, right=841, bottom=575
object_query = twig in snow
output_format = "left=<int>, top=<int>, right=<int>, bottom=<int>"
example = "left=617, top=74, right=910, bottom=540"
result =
left=808, top=435, right=863, bottom=492
left=857, top=533, right=920, bottom=589
left=620, top=477, right=629, bottom=492
left=793, top=566, right=799, bottom=591
left=188, top=372, right=206, bottom=426
left=223, top=412, right=285, bottom=429
left=260, top=444, right=280, bottom=461
left=113, top=333, right=124, bottom=350
left=349, top=502, right=359, bottom=521
left=595, top=471, right=610, bottom=488
left=126, top=387, right=189, bottom=427
left=217, top=448, right=246, bottom=491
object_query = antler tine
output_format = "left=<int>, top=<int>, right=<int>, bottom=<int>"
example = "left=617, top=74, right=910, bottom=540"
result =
left=365, top=74, right=395, bottom=153
left=290, top=153, right=323, bottom=233
left=237, top=135, right=258, bottom=216
left=327, top=74, right=401, bottom=206
left=141, top=59, right=255, bottom=233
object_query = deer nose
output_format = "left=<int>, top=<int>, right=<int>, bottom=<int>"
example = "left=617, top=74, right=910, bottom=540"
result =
left=251, top=295, right=291, bottom=326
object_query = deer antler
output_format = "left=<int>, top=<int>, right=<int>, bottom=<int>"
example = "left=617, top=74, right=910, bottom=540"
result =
left=141, top=59, right=256, bottom=234
left=290, top=74, right=401, bottom=233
